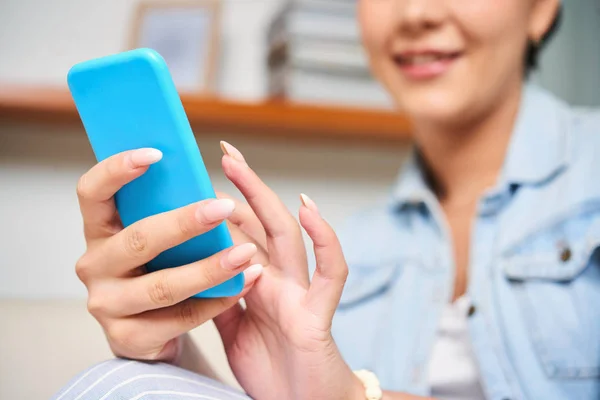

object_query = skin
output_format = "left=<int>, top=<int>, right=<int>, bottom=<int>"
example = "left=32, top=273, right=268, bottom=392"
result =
left=76, top=144, right=366, bottom=400
left=74, top=148, right=265, bottom=366
left=75, top=0, right=560, bottom=398
left=359, top=0, right=560, bottom=300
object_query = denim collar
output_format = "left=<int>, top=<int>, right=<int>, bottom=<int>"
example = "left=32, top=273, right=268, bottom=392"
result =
left=390, top=84, right=571, bottom=208
left=500, top=84, right=570, bottom=185
left=390, top=148, right=430, bottom=209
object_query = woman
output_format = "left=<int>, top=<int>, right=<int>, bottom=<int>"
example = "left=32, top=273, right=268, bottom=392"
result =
left=54, top=0, right=600, bottom=399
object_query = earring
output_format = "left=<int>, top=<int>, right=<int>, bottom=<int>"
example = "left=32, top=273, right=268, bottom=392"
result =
left=526, top=37, right=540, bottom=70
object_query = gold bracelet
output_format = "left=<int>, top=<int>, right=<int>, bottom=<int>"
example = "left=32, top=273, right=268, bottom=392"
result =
left=354, top=369, right=383, bottom=400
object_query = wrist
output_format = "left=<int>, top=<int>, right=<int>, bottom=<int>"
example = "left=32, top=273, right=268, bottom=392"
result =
left=353, top=370, right=384, bottom=400
left=349, top=373, right=370, bottom=400
left=329, top=358, right=374, bottom=400
left=297, top=342, right=366, bottom=400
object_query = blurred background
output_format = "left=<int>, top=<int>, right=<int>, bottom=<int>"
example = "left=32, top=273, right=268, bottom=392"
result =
left=0, top=0, right=599, bottom=398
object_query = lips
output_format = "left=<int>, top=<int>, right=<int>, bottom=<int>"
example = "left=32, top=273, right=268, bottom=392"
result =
left=393, top=50, right=462, bottom=79
left=394, top=51, right=461, bottom=66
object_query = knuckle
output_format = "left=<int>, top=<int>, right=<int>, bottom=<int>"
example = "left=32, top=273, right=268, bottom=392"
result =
left=338, top=263, right=349, bottom=282
left=141, top=348, right=164, bottom=361
left=325, top=261, right=348, bottom=283
left=200, top=259, right=221, bottom=288
left=124, top=226, right=148, bottom=257
left=75, top=253, right=94, bottom=282
left=176, top=211, right=197, bottom=237
left=312, top=221, right=337, bottom=247
left=268, top=216, right=301, bottom=239
left=106, top=157, right=123, bottom=180
left=76, top=174, right=93, bottom=200
left=217, top=296, right=236, bottom=311
left=148, top=270, right=175, bottom=306
left=86, top=290, right=107, bottom=317
left=105, top=321, right=136, bottom=348
left=342, top=262, right=349, bottom=278
left=178, top=300, right=201, bottom=327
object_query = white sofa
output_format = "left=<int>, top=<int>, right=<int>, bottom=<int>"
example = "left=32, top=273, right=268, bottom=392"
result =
left=0, top=300, right=239, bottom=399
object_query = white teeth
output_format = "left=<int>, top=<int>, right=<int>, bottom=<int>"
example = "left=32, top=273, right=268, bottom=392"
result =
left=407, top=54, right=441, bottom=65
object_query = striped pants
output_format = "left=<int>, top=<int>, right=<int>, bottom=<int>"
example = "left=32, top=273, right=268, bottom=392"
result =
left=51, top=358, right=251, bottom=400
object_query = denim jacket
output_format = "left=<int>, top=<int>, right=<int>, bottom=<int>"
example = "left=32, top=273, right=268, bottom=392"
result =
left=332, top=85, right=600, bottom=400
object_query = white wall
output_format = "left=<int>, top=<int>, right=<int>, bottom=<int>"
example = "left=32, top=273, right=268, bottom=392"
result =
left=0, top=0, right=407, bottom=298
left=1, top=0, right=599, bottom=298
left=0, top=121, right=405, bottom=298
left=0, top=0, right=278, bottom=100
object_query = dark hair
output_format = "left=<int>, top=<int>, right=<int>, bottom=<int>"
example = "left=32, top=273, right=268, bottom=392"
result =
left=525, top=6, right=563, bottom=73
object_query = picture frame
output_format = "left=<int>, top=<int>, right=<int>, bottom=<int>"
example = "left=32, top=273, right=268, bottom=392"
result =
left=128, top=0, right=221, bottom=95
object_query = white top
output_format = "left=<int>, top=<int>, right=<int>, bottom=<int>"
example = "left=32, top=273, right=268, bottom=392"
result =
left=427, top=296, right=486, bottom=400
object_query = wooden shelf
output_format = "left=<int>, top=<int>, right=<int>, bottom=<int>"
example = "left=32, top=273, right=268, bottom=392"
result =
left=0, top=85, right=412, bottom=142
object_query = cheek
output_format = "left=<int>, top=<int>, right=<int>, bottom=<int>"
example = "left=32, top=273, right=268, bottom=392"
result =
left=358, top=0, right=397, bottom=87
left=358, top=0, right=393, bottom=55
left=456, top=0, right=526, bottom=32
left=456, top=1, right=530, bottom=67
left=440, top=0, right=531, bottom=112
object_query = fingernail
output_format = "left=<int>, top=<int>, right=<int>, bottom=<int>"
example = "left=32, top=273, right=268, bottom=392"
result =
left=196, top=199, right=235, bottom=223
left=222, top=243, right=258, bottom=270
left=300, top=193, right=319, bottom=214
left=220, top=141, right=246, bottom=162
left=243, top=264, right=263, bottom=285
left=128, top=148, right=163, bottom=168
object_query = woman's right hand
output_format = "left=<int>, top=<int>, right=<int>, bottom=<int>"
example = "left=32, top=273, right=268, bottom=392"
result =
left=75, top=148, right=263, bottom=363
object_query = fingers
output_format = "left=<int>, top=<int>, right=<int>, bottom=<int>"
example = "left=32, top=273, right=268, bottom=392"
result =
left=217, top=191, right=268, bottom=249
left=77, top=148, right=163, bottom=241
left=220, top=141, right=309, bottom=285
left=97, top=243, right=259, bottom=316
left=299, top=194, right=348, bottom=321
left=106, top=264, right=263, bottom=361
left=219, top=141, right=296, bottom=240
left=227, top=223, right=270, bottom=267
left=89, top=198, right=236, bottom=278
left=117, top=265, right=262, bottom=354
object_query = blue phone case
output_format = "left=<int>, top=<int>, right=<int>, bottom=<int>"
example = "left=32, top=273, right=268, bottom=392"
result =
left=67, top=48, right=244, bottom=298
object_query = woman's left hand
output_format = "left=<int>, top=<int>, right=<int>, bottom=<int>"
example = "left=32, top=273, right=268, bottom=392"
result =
left=214, top=142, right=365, bottom=400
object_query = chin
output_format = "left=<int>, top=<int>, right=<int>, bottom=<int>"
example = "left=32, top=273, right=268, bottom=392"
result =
left=391, top=86, right=472, bottom=127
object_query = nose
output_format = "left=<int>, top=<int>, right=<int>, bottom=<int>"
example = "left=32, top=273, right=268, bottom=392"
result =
left=393, top=0, right=446, bottom=36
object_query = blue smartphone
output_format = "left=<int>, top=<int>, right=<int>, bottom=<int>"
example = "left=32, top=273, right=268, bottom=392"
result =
left=67, top=48, right=244, bottom=298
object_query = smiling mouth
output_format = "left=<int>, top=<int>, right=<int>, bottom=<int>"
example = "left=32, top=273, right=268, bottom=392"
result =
left=392, top=51, right=462, bottom=79
left=394, top=51, right=462, bottom=66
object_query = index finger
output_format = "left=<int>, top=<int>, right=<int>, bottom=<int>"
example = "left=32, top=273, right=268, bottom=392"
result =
left=216, top=191, right=267, bottom=249
left=220, top=141, right=309, bottom=285
left=76, top=148, right=162, bottom=241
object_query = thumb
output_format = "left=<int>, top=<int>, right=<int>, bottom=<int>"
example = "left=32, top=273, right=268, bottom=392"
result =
left=214, top=263, right=263, bottom=349
left=213, top=303, right=244, bottom=350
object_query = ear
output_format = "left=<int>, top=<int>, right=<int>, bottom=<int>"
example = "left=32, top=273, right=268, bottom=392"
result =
left=529, top=0, right=561, bottom=43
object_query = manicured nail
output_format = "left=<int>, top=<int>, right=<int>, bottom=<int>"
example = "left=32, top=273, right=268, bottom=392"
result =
left=243, top=264, right=263, bottom=285
left=300, top=193, right=319, bottom=214
left=196, top=199, right=235, bottom=223
left=222, top=243, right=258, bottom=270
left=220, top=141, right=246, bottom=162
left=128, top=148, right=162, bottom=168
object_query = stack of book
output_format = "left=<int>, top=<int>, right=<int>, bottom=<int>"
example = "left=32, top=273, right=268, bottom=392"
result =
left=266, top=0, right=394, bottom=109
